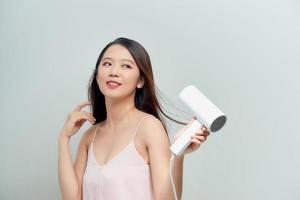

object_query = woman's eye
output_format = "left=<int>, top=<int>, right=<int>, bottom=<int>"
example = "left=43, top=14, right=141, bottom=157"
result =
left=123, top=65, right=132, bottom=69
left=102, top=62, right=131, bottom=69
left=103, top=62, right=111, bottom=66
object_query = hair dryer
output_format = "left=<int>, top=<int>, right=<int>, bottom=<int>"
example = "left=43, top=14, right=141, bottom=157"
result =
left=170, top=85, right=227, bottom=156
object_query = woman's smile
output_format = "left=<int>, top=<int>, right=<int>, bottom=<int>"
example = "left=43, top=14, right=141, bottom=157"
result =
left=106, top=81, right=122, bottom=89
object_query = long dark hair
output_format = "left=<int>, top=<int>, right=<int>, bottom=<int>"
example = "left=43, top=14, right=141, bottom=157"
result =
left=88, top=37, right=187, bottom=135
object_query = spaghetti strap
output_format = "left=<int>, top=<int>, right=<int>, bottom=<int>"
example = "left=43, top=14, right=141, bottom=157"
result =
left=92, top=124, right=99, bottom=144
left=83, top=115, right=155, bottom=199
left=132, top=115, right=148, bottom=141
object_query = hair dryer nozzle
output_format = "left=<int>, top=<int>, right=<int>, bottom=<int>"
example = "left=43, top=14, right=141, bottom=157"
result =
left=179, top=85, right=227, bottom=132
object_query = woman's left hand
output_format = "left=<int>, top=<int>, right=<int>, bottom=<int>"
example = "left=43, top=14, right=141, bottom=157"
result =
left=173, top=117, right=210, bottom=155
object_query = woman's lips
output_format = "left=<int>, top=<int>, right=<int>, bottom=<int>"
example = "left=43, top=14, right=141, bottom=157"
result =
left=106, top=81, right=122, bottom=89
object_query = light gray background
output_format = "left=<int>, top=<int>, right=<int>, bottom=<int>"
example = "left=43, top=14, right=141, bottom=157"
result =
left=1, top=0, right=299, bottom=199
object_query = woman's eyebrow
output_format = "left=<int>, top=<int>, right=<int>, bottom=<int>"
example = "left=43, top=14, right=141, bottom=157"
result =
left=121, top=59, right=135, bottom=65
left=102, top=57, right=135, bottom=65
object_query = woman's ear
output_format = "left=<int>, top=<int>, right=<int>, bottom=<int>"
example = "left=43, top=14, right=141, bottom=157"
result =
left=137, top=76, right=145, bottom=89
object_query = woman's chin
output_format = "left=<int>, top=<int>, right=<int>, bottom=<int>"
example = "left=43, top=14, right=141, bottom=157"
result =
left=103, top=91, right=127, bottom=100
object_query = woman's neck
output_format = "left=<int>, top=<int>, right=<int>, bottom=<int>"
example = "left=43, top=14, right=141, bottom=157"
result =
left=104, top=95, right=138, bottom=131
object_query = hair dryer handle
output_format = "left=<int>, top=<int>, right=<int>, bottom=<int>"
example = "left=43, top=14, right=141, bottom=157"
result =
left=170, top=119, right=203, bottom=156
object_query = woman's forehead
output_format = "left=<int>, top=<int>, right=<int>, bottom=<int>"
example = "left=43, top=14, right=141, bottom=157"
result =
left=103, top=44, right=135, bottom=64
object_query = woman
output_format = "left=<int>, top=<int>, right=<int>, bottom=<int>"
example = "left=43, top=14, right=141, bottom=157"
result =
left=58, top=37, right=210, bottom=200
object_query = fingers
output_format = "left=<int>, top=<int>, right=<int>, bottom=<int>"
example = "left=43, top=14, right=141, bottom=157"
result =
left=190, top=126, right=210, bottom=143
left=81, top=111, right=96, bottom=124
left=191, top=135, right=207, bottom=143
left=78, top=114, right=95, bottom=125
left=190, top=138, right=202, bottom=145
left=70, top=101, right=96, bottom=125
left=74, top=101, right=92, bottom=112
left=200, top=126, right=209, bottom=135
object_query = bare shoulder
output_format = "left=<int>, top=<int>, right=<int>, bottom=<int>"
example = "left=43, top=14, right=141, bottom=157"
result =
left=80, top=122, right=102, bottom=147
left=141, top=114, right=164, bottom=131
left=139, top=113, right=170, bottom=147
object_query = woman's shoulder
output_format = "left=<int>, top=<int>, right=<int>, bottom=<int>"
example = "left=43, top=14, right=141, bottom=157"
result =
left=81, top=122, right=102, bottom=147
left=138, top=112, right=166, bottom=136
left=137, top=112, right=169, bottom=149
left=138, top=111, right=163, bottom=127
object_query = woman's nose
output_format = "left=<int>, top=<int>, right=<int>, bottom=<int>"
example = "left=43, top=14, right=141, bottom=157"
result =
left=109, top=65, right=120, bottom=77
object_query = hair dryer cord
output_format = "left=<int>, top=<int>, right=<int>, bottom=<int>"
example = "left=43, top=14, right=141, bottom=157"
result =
left=169, top=154, right=178, bottom=200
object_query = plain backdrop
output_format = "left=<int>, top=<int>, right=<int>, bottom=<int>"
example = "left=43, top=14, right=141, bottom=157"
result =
left=1, top=0, right=299, bottom=199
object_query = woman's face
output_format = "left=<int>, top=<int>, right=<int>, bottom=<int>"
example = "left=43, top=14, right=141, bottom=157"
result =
left=96, top=44, right=144, bottom=99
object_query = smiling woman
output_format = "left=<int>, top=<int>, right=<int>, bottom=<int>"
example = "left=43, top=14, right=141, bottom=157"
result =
left=95, top=44, right=144, bottom=101
left=58, top=37, right=210, bottom=200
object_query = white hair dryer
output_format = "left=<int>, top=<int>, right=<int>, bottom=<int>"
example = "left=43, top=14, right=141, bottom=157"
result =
left=170, top=85, right=227, bottom=156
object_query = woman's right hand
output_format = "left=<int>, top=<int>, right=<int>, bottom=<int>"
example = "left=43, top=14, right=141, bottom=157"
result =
left=59, top=101, right=96, bottom=138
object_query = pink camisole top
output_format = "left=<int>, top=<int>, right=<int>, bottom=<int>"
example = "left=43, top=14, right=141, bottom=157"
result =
left=82, top=116, right=155, bottom=200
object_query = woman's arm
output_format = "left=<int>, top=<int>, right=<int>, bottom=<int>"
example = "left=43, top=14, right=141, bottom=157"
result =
left=172, top=155, right=184, bottom=199
left=142, top=116, right=209, bottom=200
left=58, top=134, right=80, bottom=200
left=58, top=127, right=92, bottom=200
left=58, top=101, right=96, bottom=200
left=141, top=116, right=181, bottom=200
